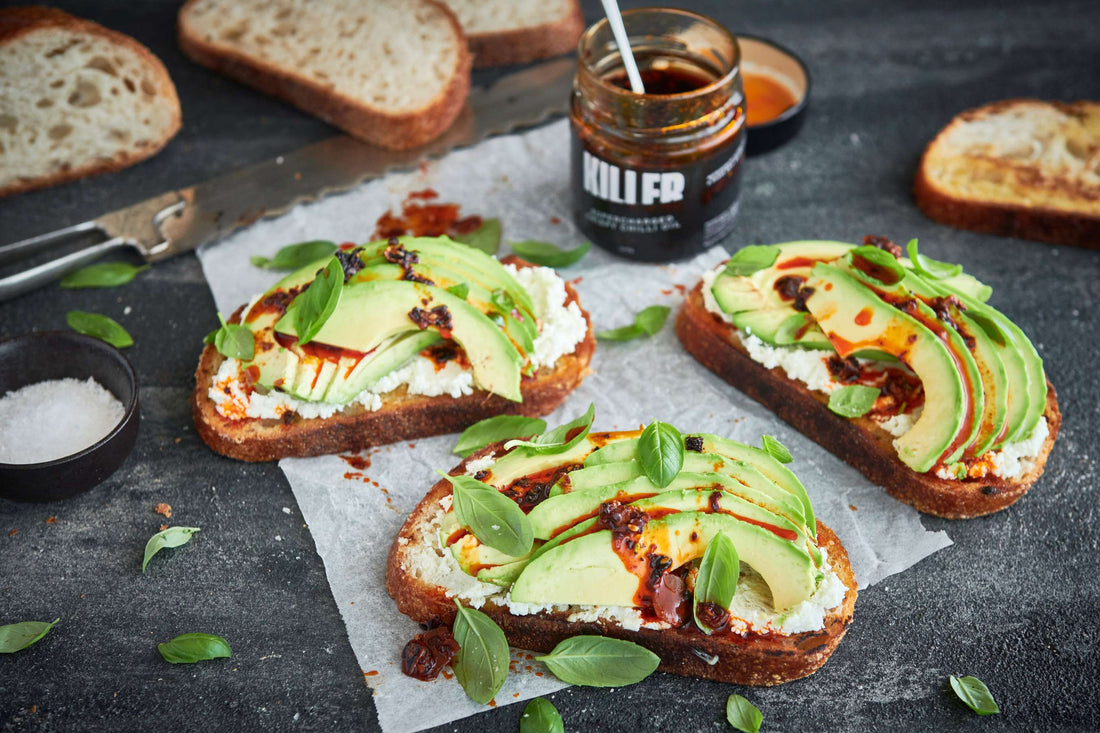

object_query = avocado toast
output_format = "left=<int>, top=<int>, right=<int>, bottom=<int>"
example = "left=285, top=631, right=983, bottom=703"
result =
left=387, top=413, right=857, bottom=686
left=193, top=236, right=595, bottom=461
left=676, top=237, right=1061, bottom=518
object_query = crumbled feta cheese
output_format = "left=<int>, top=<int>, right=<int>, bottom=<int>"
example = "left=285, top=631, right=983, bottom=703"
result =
left=993, top=417, right=1049, bottom=479
left=372, top=357, right=473, bottom=399
left=506, top=263, right=588, bottom=371
left=737, top=332, right=839, bottom=394
left=465, top=456, right=496, bottom=475
left=878, top=409, right=921, bottom=438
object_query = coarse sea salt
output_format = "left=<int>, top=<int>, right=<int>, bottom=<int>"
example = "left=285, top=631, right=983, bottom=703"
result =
left=0, top=378, right=125, bottom=464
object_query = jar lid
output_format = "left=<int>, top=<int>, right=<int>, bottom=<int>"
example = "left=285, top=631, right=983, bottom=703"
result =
left=737, top=35, right=811, bottom=155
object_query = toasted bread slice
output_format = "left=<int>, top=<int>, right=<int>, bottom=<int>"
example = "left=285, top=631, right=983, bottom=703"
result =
left=0, top=6, right=181, bottom=197
left=440, top=0, right=584, bottom=68
left=914, top=99, right=1100, bottom=249
left=192, top=268, right=594, bottom=462
left=676, top=283, right=1061, bottom=519
left=177, top=0, right=470, bottom=151
left=386, top=449, right=857, bottom=687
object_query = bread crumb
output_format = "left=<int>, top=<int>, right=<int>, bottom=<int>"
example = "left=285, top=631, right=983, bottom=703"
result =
left=154, top=503, right=172, bottom=518
left=46, top=516, right=57, bottom=524
left=8, top=529, right=17, bottom=537
left=849, top=504, right=858, bottom=511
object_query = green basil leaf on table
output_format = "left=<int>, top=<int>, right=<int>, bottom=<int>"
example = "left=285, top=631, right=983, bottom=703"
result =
left=453, top=218, right=502, bottom=256
left=726, top=694, right=763, bottom=733
left=949, top=675, right=1000, bottom=715
left=142, top=526, right=201, bottom=573
left=446, top=282, right=470, bottom=300
left=453, top=415, right=548, bottom=458
left=504, top=403, right=595, bottom=455
left=693, top=533, right=740, bottom=635
left=849, top=245, right=907, bottom=284
left=534, top=635, right=659, bottom=687
left=451, top=601, right=510, bottom=705
left=0, top=619, right=59, bottom=654
left=206, top=312, right=255, bottom=360
left=760, top=435, right=793, bottom=463
left=827, top=385, right=880, bottom=418
left=250, top=240, right=337, bottom=270
left=60, top=262, right=148, bottom=289
left=723, top=245, right=778, bottom=277
left=437, top=471, right=533, bottom=557
left=511, top=240, right=590, bottom=268
left=639, top=420, right=684, bottom=489
left=66, top=310, right=133, bottom=348
left=520, top=697, right=564, bottom=733
left=597, top=305, right=671, bottom=342
left=907, top=239, right=962, bottom=280
left=293, top=257, right=344, bottom=346
left=157, top=632, right=232, bottom=664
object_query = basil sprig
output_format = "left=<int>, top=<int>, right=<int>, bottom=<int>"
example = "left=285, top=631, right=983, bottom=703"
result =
left=726, top=694, right=763, bottom=733
left=596, top=305, right=670, bottom=342
left=453, top=218, right=502, bottom=256
left=453, top=415, right=547, bottom=457
left=60, top=262, right=148, bottom=289
left=142, top=526, right=201, bottom=573
left=157, top=633, right=232, bottom=664
left=0, top=619, right=59, bottom=654
left=451, top=602, right=510, bottom=705
left=505, top=403, right=595, bottom=455
left=520, top=698, right=564, bottom=733
left=907, top=239, right=962, bottom=280
left=250, top=240, right=336, bottom=270
left=849, top=246, right=906, bottom=284
left=639, top=420, right=684, bottom=488
left=292, top=257, right=344, bottom=346
left=204, top=312, right=255, bottom=360
left=511, top=240, right=590, bottom=268
left=534, top=636, right=659, bottom=687
left=438, top=471, right=533, bottom=557
left=949, top=675, right=1000, bottom=715
left=446, top=282, right=471, bottom=300
left=760, top=435, right=793, bottom=464
left=66, top=310, right=133, bottom=348
left=827, top=385, right=879, bottom=418
left=723, top=245, right=778, bottom=277
left=693, top=533, right=739, bottom=635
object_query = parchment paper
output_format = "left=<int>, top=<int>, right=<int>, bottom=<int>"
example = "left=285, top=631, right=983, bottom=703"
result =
left=197, top=119, right=951, bottom=733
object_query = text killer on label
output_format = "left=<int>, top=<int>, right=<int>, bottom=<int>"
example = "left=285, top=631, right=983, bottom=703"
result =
left=582, top=150, right=686, bottom=205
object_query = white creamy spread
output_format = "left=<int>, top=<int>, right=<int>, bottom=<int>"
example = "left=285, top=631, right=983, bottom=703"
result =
left=464, top=455, right=496, bottom=475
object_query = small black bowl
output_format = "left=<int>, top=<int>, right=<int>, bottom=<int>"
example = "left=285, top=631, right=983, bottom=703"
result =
left=738, top=35, right=811, bottom=156
left=0, top=331, right=139, bottom=502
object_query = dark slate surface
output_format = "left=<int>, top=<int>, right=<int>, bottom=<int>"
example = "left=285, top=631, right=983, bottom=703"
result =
left=1, top=1, right=1098, bottom=730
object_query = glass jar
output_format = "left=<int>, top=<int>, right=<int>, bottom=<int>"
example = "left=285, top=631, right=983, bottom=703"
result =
left=570, top=8, right=746, bottom=262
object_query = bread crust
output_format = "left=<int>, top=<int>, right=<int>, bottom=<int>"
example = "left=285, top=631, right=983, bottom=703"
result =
left=675, top=283, right=1061, bottom=519
left=0, top=6, right=181, bottom=198
left=465, top=1, right=584, bottom=68
left=192, top=260, right=595, bottom=461
left=386, top=450, right=857, bottom=687
left=914, top=99, right=1100, bottom=250
left=176, top=0, right=471, bottom=151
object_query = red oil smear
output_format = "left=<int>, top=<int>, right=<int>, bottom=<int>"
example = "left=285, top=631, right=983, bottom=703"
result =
left=855, top=307, right=873, bottom=326
left=550, top=216, right=561, bottom=225
left=364, top=670, right=379, bottom=677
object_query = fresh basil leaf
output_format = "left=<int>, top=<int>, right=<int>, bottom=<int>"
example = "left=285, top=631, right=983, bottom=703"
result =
left=293, top=257, right=344, bottom=346
left=760, top=435, right=793, bottom=464
left=597, top=305, right=671, bottom=342
left=447, top=282, right=470, bottom=300
left=251, top=240, right=337, bottom=270
left=827, top=385, right=879, bottom=418
left=451, top=601, right=510, bottom=705
left=595, top=323, right=642, bottom=341
left=203, top=329, right=218, bottom=345
left=66, top=310, right=133, bottom=348
left=491, top=288, right=517, bottom=315
left=693, top=533, right=739, bottom=635
left=511, top=240, right=590, bottom=268
left=60, top=262, right=148, bottom=289
left=453, top=415, right=547, bottom=458
left=504, top=403, right=595, bottom=455
left=438, top=471, right=533, bottom=557
left=639, top=420, right=684, bottom=489
left=966, top=311, right=1007, bottom=348
left=520, top=698, right=564, bottom=733
left=849, top=246, right=906, bottom=284
left=726, top=694, right=763, bottom=733
left=157, top=633, right=232, bottom=664
left=907, top=239, right=962, bottom=280
left=534, top=636, right=659, bottom=687
left=210, top=312, right=255, bottom=360
left=723, top=245, right=778, bottom=277
left=774, top=312, right=812, bottom=345
left=0, top=619, right=59, bottom=654
left=453, top=218, right=502, bottom=256
left=949, top=675, right=1000, bottom=715
left=142, top=526, right=201, bottom=573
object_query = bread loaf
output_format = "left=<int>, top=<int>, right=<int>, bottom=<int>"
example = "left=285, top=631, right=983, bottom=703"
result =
left=441, top=0, right=584, bottom=68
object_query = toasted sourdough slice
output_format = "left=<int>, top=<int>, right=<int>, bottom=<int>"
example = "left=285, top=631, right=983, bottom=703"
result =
left=0, top=6, right=181, bottom=197
left=440, top=0, right=584, bottom=68
left=192, top=264, right=594, bottom=462
left=914, top=99, right=1100, bottom=249
left=177, top=0, right=470, bottom=151
left=676, top=284, right=1061, bottom=519
left=386, top=450, right=858, bottom=687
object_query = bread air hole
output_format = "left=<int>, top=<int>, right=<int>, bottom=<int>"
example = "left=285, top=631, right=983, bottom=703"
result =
left=141, top=79, right=156, bottom=96
left=110, top=129, right=130, bottom=142
left=69, top=80, right=101, bottom=107
left=85, top=56, right=117, bottom=76
left=124, top=78, right=136, bottom=93
left=0, top=114, right=17, bottom=133
left=48, top=124, right=72, bottom=141
left=36, top=98, right=53, bottom=108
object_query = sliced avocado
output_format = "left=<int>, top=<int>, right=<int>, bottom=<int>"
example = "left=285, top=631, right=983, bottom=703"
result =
left=481, top=437, right=600, bottom=489
left=803, top=264, right=967, bottom=473
left=449, top=532, right=534, bottom=575
left=323, top=330, right=442, bottom=403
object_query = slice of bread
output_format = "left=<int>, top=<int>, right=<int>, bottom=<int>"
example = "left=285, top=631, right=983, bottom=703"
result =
left=386, top=450, right=858, bottom=687
left=177, top=0, right=471, bottom=151
left=676, top=283, right=1061, bottom=519
left=914, top=99, right=1100, bottom=249
left=440, top=0, right=584, bottom=68
left=192, top=262, right=595, bottom=462
left=0, top=6, right=181, bottom=198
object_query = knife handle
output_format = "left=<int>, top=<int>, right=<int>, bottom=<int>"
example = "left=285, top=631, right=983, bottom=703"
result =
left=0, top=237, right=136, bottom=303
